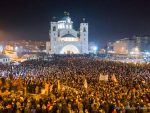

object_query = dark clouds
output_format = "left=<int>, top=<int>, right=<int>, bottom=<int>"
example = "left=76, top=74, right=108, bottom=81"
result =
left=0, top=0, right=150, bottom=47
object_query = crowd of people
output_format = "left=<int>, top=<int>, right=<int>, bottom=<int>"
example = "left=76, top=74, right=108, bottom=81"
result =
left=0, top=56, right=150, bottom=113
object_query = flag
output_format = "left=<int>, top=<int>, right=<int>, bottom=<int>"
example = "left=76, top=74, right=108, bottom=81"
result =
left=111, top=74, right=118, bottom=82
left=49, top=84, right=53, bottom=93
left=57, top=80, right=60, bottom=91
left=24, top=87, right=27, bottom=96
left=99, top=74, right=108, bottom=81
left=45, top=83, right=49, bottom=95
left=84, top=79, right=88, bottom=89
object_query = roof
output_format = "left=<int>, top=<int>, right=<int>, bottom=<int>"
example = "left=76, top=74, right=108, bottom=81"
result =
left=61, top=16, right=70, bottom=21
left=62, top=34, right=75, bottom=38
left=0, top=54, right=9, bottom=59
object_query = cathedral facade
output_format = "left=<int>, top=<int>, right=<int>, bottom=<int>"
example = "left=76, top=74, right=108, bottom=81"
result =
left=49, top=14, right=88, bottom=54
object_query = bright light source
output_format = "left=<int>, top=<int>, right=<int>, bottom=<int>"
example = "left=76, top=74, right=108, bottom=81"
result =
left=130, top=52, right=134, bottom=54
left=134, top=47, right=139, bottom=52
left=130, top=47, right=140, bottom=55
left=145, top=52, right=150, bottom=55
left=15, top=46, right=18, bottom=51
left=93, top=46, right=98, bottom=51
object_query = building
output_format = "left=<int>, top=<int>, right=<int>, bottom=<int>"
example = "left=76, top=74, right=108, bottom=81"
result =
left=112, top=38, right=136, bottom=55
left=107, top=42, right=113, bottom=53
left=46, top=41, right=51, bottom=53
left=5, top=40, right=46, bottom=54
left=49, top=13, right=89, bottom=54
left=133, top=36, right=150, bottom=52
left=0, top=54, right=10, bottom=64
left=110, top=36, right=150, bottom=56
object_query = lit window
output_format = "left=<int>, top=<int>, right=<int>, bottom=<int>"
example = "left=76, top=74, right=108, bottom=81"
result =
left=66, top=25, right=68, bottom=29
left=58, top=23, right=65, bottom=29
left=59, top=37, right=79, bottom=42
left=62, top=24, right=65, bottom=28
left=67, top=18, right=71, bottom=23
left=70, top=25, right=72, bottom=29
left=60, top=24, right=62, bottom=29
left=83, top=27, right=86, bottom=32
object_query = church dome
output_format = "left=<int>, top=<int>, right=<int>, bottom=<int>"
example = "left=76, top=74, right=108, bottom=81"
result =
left=61, top=16, right=69, bottom=21
left=59, top=16, right=72, bottom=23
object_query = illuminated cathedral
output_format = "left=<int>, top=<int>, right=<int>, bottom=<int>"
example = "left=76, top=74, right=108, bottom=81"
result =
left=49, top=12, right=89, bottom=54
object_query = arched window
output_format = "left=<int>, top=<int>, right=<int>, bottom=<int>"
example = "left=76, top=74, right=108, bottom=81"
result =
left=83, top=27, right=86, bottom=32
left=53, top=26, right=56, bottom=31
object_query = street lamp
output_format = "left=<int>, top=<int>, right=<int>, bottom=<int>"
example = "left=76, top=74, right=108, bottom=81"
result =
left=93, top=46, right=98, bottom=51
left=92, top=46, right=98, bottom=55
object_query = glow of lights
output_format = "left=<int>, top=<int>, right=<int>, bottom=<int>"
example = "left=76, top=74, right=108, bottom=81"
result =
left=145, top=52, right=150, bottom=55
left=122, top=47, right=124, bottom=50
left=66, top=25, right=69, bottom=29
left=70, top=25, right=72, bottom=29
left=93, top=46, right=98, bottom=51
left=134, top=47, right=139, bottom=52
left=130, top=52, right=134, bottom=54
left=59, top=37, right=79, bottom=42
left=130, top=47, right=140, bottom=55
left=58, top=23, right=65, bottom=29
left=0, top=45, right=3, bottom=52
left=67, top=18, right=71, bottom=23
left=60, top=45, right=80, bottom=54
left=15, top=46, right=18, bottom=51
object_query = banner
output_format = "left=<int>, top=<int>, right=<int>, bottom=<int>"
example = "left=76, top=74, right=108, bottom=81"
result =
left=49, top=85, right=53, bottom=93
left=111, top=74, right=118, bottom=82
left=57, top=80, right=60, bottom=91
left=84, top=79, right=88, bottom=89
left=99, top=74, right=108, bottom=81
left=24, top=87, right=27, bottom=96
left=45, top=83, right=49, bottom=95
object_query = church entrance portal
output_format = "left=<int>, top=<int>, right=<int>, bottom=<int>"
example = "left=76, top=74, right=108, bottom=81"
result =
left=60, top=45, right=80, bottom=54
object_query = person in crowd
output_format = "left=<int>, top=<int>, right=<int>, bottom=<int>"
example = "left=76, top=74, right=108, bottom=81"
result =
left=0, top=55, right=149, bottom=113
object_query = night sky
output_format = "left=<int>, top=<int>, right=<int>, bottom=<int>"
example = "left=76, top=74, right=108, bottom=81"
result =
left=0, top=0, right=150, bottom=47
